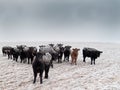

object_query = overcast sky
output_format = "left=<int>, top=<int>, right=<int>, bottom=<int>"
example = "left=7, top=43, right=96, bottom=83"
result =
left=0, top=0, right=120, bottom=42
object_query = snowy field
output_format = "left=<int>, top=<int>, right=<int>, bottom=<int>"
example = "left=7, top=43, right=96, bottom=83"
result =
left=0, top=42, right=120, bottom=90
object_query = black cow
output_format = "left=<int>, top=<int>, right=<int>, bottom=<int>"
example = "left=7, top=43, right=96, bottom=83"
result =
left=49, top=44, right=54, bottom=47
left=83, top=47, right=103, bottom=65
left=64, top=46, right=72, bottom=61
left=2, top=46, right=13, bottom=59
left=17, top=46, right=37, bottom=64
left=58, top=46, right=64, bottom=63
left=27, top=47, right=37, bottom=64
left=2, top=46, right=12, bottom=57
left=52, top=44, right=64, bottom=63
left=12, top=47, right=20, bottom=62
left=32, top=52, right=51, bottom=84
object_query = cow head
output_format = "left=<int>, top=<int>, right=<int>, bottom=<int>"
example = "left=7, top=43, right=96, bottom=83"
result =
left=65, top=45, right=72, bottom=50
left=72, top=48, right=80, bottom=53
left=97, top=51, right=103, bottom=57
left=39, top=45, right=46, bottom=48
left=99, top=51, right=103, bottom=53
left=49, top=44, right=54, bottom=47
left=57, top=44, right=63, bottom=47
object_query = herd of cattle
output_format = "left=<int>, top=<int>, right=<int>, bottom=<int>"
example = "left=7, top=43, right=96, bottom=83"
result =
left=2, top=44, right=103, bottom=84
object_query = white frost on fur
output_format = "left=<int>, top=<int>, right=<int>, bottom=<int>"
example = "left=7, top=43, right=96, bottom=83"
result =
left=42, top=52, right=52, bottom=64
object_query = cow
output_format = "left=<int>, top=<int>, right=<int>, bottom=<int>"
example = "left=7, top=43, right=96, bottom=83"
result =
left=39, top=45, right=56, bottom=68
left=83, top=47, right=103, bottom=65
left=32, top=52, right=51, bottom=84
left=39, top=44, right=63, bottom=68
left=58, top=46, right=64, bottom=63
left=49, top=43, right=65, bottom=63
left=49, top=44, right=54, bottom=47
left=54, top=44, right=64, bottom=63
left=27, top=47, right=37, bottom=64
left=12, top=47, right=20, bottom=62
left=16, top=45, right=27, bottom=51
left=19, top=46, right=29, bottom=63
left=71, top=48, right=80, bottom=65
left=17, top=46, right=37, bottom=64
left=2, top=46, right=12, bottom=57
left=64, top=45, right=72, bottom=61
left=39, top=45, right=56, bottom=54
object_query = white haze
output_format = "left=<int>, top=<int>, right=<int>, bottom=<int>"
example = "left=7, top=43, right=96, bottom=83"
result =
left=0, top=0, right=120, bottom=43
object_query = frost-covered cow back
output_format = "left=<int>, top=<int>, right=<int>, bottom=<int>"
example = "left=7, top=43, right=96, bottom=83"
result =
left=83, top=47, right=103, bottom=65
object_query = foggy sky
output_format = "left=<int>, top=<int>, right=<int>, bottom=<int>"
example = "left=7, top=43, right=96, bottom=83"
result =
left=0, top=0, right=120, bottom=42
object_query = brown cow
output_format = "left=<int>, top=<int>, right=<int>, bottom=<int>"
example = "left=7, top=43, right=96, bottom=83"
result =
left=71, top=48, right=80, bottom=65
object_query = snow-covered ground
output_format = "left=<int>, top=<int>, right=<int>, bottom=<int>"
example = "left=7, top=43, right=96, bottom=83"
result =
left=0, top=42, right=120, bottom=90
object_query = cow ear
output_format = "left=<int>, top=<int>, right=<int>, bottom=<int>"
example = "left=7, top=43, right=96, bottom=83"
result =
left=100, top=51, right=103, bottom=53
left=78, top=49, right=80, bottom=51
left=72, top=49, right=75, bottom=50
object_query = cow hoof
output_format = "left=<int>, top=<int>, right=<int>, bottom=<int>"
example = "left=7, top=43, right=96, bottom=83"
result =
left=51, top=65, right=53, bottom=68
left=33, top=81, right=35, bottom=84
left=45, top=77, right=48, bottom=79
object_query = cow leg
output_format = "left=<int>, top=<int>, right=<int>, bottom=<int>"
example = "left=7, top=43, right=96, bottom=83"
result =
left=39, top=70, right=43, bottom=84
left=68, top=56, right=69, bottom=61
left=28, top=58, right=30, bottom=64
left=21, top=59, right=22, bottom=63
left=64, top=56, right=65, bottom=61
left=10, top=55, right=12, bottom=59
left=13, top=55, right=15, bottom=60
left=60, top=58, right=62, bottom=63
left=83, top=56, right=86, bottom=62
left=15, top=57, right=17, bottom=62
left=60, top=53, right=63, bottom=63
left=16, top=56, right=18, bottom=62
left=31, top=57, right=33, bottom=64
left=21, top=59, right=23, bottom=63
left=58, top=58, right=60, bottom=63
left=7, top=52, right=9, bottom=59
left=20, top=56, right=23, bottom=63
left=16, top=58, right=17, bottom=62
left=33, top=72, right=37, bottom=84
left=75, top=58, right=77, bottom=65
left=45, top=65, right=50, bottom=79
left=94, top=59, right=95, bottom=65
left=58, top=58, right=62, bottom=63
left=71, top=58, right=73, bottom=64
left=91, top=58, right=93, bottom=65
left=50, top=60, right=53, bottom=68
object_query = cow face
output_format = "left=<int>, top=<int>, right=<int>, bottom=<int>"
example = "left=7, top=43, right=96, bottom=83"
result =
left=57, top=44, right=63, bottom=47
left=65, top=46, right=72, bottom=50
left=49, top=44, right=54, bottom=47
left=100, top=51, right=103, bottom=53
left=72, top=48, right=80, bottom=53
left=97, top=51, right=103, bottom=57
left=73, top=48, right=80, bottom=51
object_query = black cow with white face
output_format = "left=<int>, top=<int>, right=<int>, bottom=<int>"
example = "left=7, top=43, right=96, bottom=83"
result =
left=83, top=47, right=103, bottom=65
